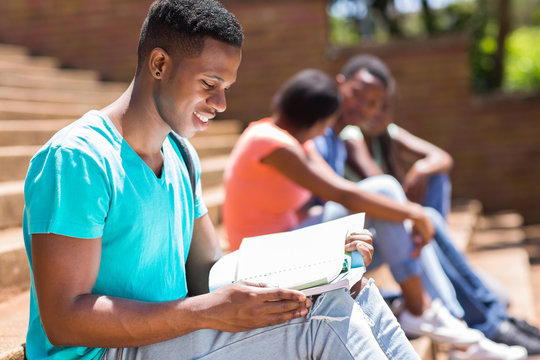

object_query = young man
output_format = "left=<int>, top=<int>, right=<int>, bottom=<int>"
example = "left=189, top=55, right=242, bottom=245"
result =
left=23, top=1, right=419, bottom=359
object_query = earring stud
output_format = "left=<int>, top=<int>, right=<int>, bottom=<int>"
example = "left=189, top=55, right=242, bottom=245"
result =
left=155, top=71, right=161, bottom=77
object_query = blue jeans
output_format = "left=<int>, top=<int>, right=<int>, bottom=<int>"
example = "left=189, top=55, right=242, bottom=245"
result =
left=424, top=173, right=452, bottom=219
left=299, top=175, right=464, bottom=315
left=424, top=207, right=508, bottom=339
left=103, top=279, right=419, bottom=359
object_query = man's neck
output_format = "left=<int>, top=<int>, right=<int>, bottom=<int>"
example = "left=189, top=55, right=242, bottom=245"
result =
left=103, top=79, right=169, bottom=176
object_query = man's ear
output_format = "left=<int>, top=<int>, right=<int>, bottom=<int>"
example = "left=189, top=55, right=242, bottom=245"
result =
left=336, top=73, right=346, bottom=85
left=148, top=47, right=170, bottom=79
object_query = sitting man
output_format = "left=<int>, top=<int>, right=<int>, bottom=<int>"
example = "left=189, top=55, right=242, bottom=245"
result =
left=23, top=1, right=419, bottom=359
left=313, top=53, right=540, bottom=357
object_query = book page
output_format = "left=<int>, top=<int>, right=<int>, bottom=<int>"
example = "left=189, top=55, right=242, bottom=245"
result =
left=236, top=213, right=365, bottom=290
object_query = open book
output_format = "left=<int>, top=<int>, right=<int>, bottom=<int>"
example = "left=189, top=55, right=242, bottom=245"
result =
left=209, top=213, right=366, bottom=296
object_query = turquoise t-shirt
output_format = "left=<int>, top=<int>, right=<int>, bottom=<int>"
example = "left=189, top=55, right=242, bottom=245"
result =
left=23, top=110, right=208, bottom=360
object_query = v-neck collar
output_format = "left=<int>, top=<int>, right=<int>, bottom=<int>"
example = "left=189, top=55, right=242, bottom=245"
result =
left=90, top=110, right=168, bottom=183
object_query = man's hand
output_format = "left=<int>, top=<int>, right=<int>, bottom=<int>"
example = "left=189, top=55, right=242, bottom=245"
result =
left=197, top=282, right=312, bottom=332
left=345, top=229, right=374, bottom=267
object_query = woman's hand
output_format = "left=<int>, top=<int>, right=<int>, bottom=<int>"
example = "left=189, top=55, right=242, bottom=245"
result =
left=345, top=229, right=374, bottom=268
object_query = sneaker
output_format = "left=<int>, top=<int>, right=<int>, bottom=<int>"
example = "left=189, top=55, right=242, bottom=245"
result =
left=508, top=317, right=540, bottom=338
left=494, top=319, right=540, bottom=355
left=449, top=337, right=527, bottom=360
left=398, top=299, right=483, bottom=345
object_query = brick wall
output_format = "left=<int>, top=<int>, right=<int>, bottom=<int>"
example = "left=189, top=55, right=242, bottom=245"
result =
left=1, top=0, right=540, bottom=222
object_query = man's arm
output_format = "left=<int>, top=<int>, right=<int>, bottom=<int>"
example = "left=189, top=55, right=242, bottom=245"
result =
left=343, top=137, right=384, bottom=179
left=185, top=214, right=222, bottom=295
left=31, top=232, right=311, bottom=348
left=393, top=126, right=453, bottom=203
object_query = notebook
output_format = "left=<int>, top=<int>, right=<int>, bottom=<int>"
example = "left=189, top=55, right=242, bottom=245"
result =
left=209, top=213, right=366, bottom=296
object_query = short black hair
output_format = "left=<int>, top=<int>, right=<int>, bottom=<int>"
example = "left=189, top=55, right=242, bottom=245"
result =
left=340, top=54, right=395, bottom=93
left=273, top=69, right=342, bottom=130
left=137, top=0, right=243, bottom=71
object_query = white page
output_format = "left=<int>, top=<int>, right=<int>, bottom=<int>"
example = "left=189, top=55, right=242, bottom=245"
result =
left=236, top=213, right=365, bottom=290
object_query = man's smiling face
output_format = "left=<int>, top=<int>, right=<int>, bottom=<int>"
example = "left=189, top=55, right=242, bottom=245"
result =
left=154, top=37, right=242, bottom=138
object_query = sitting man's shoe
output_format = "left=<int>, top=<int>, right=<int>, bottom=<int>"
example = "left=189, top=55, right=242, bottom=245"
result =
left=493, top=319, right=540, bottom=355
left=398, top=299, right=483, bottom=345
left=449, top=336, right=527, bottom=360
left=507, top=317, right=540, bottom=338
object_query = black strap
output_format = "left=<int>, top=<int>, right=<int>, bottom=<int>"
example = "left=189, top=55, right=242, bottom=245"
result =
left=169, top=132, right=197, bottom=198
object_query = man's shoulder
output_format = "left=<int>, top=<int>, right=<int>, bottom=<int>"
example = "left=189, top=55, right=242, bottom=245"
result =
left=36, top=110, right=121, bottom=160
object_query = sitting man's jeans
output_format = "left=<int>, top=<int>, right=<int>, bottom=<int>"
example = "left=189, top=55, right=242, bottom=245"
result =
left=300, top=175, right=463, bottom=316
left=312, top=174, right=507, bottom=340
left=103, top=279, right=419, bottom=360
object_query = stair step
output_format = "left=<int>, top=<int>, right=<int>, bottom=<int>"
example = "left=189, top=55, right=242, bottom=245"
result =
left=0, top=53, right=59, bottom=69
left=0, top=59, right=99, bottom=81
left=0, top=228, right=29, bottom=303
left=203, top=186, right=225, bottom=225
left=469, top=247, right=537, bottom=323
left=0, top=291, right=29, bottom=358
left=0, top=72, right=126, bottom=92
left=0, top=86, right=119, bottom=106
left=200, top=155, right=228, bottom=188
left=476, top=211, right=524, bottom=231
left=190, top=134, right=238, bottom=158
left=0, top=146, right=38, bottom=182
left=0, top=181, right=24, bottom=229
left=447, top=198, right=483, bottom=252
left=0, top=99, right=92, bottom=120
left=0, top=120, right=72, bottom=146
left=0, top=44, right=28, bottom=57
left=470, top=227, right=526, bottom=251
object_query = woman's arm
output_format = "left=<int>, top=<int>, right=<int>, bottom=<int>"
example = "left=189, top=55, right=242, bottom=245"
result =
left=260, top=144, right=433, bottom=243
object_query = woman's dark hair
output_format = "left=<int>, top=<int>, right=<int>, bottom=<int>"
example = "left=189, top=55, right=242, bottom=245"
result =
left=137, top=0, right=243, bottom=71
left=273, top=69, right=342, bottom=129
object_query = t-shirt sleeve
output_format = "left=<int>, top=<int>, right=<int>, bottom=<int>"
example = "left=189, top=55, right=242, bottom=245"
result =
left=24, top=147, right=110, bottom=239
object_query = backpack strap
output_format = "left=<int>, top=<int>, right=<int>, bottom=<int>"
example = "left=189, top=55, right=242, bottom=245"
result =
left=169, top=132, right=197, bottom=199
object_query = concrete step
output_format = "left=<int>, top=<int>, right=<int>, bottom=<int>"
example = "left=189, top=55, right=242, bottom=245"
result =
left=0, top=72, right=126, bottom=92
left=0, top=181, right=24, bottom=230
left=469, top=246, right=537, bottom=323
left=0, top=53, right=59, bottom=69
left=0, top=291, right=29, bottom=360
left=476, top=211, right=524, bottom=231
left=0, top=228, right=29, bottom=303
left=0, top=59, right=99, bottom=81
left=446, top=198, right=483, bottom=252
left=0, top=146, right=38, bottom=182
left=0, top=44, right=28, bottom=57
left=190, top=134, right=238, bottom=158
left=0, top=86, right=119, bottom=106
left=0, top=120, right=73, bottom=146
left=200, top=155, right=228, bottom=188
left=0, top=99, right=93, bottom=120
left=203, top=185, right=225, bottom=226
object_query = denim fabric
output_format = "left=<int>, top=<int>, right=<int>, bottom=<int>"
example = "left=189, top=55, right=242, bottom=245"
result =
left=424, top=174, right=452, bottom=218
left=423, top=207, right=508, bottom=339
left=103, top=280, right=419, bottom=360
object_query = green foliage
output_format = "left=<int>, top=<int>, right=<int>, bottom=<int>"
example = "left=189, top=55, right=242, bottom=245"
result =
left=328, top=15, right=360, bottom=46
left=504, top=26, right=540, bottom=91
